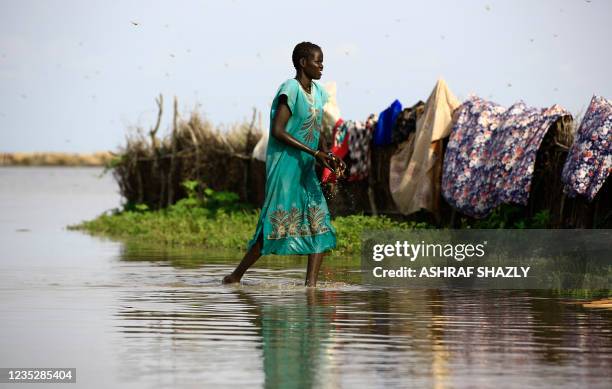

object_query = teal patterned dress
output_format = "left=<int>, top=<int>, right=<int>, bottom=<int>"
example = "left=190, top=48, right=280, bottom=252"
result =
left=247, top=78, right=337, bottom=255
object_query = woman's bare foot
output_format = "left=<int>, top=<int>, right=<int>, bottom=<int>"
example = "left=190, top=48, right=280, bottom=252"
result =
left=222, top=274, right=241, bottom=284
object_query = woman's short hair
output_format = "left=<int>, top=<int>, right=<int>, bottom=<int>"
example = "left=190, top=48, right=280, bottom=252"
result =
left=292, top=42, right=322, bottom=70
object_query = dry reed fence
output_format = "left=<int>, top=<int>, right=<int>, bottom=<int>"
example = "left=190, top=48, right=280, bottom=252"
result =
left=113, top=94, right=262, bottom=209
left=113, top=95, right=609, bottom=227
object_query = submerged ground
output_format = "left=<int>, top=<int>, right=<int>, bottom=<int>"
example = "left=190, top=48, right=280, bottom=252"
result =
left=0, top=167, right=610, bottom=388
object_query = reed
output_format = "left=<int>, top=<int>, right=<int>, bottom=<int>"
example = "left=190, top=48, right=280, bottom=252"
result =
left=112, top=94, right=262, bottom=210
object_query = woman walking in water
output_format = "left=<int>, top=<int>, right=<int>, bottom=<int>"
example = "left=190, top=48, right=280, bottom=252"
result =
left=223, top=42, right=344, bottom=287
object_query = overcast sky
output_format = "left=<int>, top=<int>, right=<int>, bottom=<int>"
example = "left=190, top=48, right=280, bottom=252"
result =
left=1, top=0, right=611, bottom=152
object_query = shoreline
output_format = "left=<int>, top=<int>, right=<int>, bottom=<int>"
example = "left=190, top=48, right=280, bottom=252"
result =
left=69, top=203, right=432, bottom=257
left=0, top=152, right=114, bottom=167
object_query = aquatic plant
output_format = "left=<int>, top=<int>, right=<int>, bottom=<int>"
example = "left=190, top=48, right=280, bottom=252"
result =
left=71, top=187, right=434, bottom=255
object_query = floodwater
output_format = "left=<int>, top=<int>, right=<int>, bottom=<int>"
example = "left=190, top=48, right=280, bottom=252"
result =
left=0, top=167, right=610, bottom=388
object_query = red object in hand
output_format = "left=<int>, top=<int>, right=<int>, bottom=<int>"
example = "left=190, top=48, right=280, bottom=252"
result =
left=322, top=118, right=347, bottom=183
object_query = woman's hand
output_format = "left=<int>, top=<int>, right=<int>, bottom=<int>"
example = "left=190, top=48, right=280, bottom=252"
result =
left=330, top=154, right=347, bottom=178
left=316, top=151, right=347, bottom=178
left=315, top=150, right=336, bottom=172
left=329, top=153, right=346, bottom=178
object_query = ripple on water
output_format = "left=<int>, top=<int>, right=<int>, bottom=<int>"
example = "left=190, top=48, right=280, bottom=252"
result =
left=105, top=257, right=612, bottom=387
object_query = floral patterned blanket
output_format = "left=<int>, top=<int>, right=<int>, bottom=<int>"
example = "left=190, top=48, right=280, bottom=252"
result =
left=561, top=95, right=611, bottom=201
left=442, top=96, right=571, bottom=218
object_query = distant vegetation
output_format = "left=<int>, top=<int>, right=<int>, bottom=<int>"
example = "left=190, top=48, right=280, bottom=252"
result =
left=0, top=151, right=113, bottom=166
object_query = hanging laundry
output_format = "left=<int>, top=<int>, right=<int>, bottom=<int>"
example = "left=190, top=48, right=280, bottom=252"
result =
left=348, top=115, right=376, bottom=181
left=391, top=101, right=425, bottom=144
left=322, top=81, right=342, bottom=134
left=374, top=99, right=402, bottom=146
left=390, top=79, right=460, bottom=217
left=561, top=95, right=612, bottom=201
left=252, top=130, right=268, bottom=162
left=442, top=96, right=571, bottom=218
left=322, top=118, right=348, bottom=183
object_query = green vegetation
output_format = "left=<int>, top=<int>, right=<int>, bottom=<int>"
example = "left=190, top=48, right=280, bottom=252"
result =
left=550, top=289, right=611, bottom=300
left=71, top=181, right=433, bottom=256
left=72, top=179, right=567, bottom=256
left=460, top=204, right=552, bottom=229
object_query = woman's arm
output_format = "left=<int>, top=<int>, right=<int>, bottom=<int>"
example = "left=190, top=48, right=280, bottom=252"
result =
left=272, top=94, right=335, bottom=171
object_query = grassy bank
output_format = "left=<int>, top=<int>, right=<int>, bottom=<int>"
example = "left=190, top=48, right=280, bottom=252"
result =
left=71, top=180, right=559, bottom=255
left=71, top=185, right=432, bottom=256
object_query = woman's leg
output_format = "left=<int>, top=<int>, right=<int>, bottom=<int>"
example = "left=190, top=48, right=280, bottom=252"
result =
left=222, top=234, right=263, bottom=284
left=305, top=252, right=325, bottom=287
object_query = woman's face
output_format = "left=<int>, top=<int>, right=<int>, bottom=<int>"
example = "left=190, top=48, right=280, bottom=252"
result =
left=300, top=50, right=324, bottom=80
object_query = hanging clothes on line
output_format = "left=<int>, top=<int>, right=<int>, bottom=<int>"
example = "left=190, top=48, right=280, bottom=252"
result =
left=322, top=82, right=341, bottom=134
left=389, top=79, right=460, bottom=217
left=391, top=101, right=425, bottom=145
left=561, top=95, right=612, bottom=201
left=442, top=96, right=571, bottom=218
left=347, top=115, right=376, bottom=181
left=373, top=99, right=402, bottom=146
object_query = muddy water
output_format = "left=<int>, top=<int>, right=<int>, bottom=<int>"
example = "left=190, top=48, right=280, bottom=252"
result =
left=0, top=167, right=610, bottom=388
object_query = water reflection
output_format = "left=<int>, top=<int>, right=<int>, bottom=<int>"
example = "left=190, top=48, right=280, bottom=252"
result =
left=239, top=289, right=335, bottom=389
left=112, top=248, right=612, bottom=388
